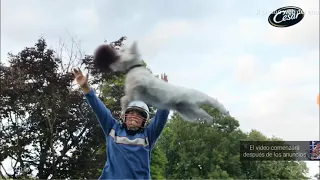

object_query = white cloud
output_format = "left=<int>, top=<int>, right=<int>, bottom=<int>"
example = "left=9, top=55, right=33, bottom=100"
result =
left=0, top=0, right=102, bottom=64
left=233, top=54, right=263, bottom=84
left=265, top=50, right=318, bottom=86
left=138, top=20, right=194, bottom=57
left=236, top=18, right=268, bottom=44
left=235, top=0, right=319, bottom=48
left=217, top=49, right=319, bottom=140
left=266, top=12, right=318, bottom=48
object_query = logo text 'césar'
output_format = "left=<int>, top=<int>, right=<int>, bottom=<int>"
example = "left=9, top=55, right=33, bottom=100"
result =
left=268, top=6, right=304, bottom=28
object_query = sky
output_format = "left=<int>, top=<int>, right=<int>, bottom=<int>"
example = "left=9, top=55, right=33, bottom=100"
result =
left=1, top=0, right=319, bottom=178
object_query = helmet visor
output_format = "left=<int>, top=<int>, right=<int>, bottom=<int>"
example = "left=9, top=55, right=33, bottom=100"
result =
left=125, top=107, right=148, bottom=119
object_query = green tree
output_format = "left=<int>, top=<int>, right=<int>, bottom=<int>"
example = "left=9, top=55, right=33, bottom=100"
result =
left=157, top=106, right=309, bottom=179
left=157, top=106, right=246, bottom=179
left=0, top=38, right=103, bottom=179
left=0, top=37, right=130, bottom=179
left=150, top=146, right=168, bottom=179
left=240, top=130, right=309, bottom=179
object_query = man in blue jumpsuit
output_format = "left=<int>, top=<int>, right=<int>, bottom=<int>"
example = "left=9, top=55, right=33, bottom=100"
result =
left=73, top=68, right=170, bottom=179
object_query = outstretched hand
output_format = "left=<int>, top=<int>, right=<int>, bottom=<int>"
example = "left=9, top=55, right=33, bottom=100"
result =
left=73, top=68, right=89, bottom=87
left=161, top=73, right=168, bottom=82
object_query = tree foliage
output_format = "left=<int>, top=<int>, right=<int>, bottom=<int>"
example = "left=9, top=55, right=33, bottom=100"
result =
left=0, top=38, right=118, bottom=179
left=0, top=37, right=310, bottom=179
left=156, top=110, right=309, bottom=179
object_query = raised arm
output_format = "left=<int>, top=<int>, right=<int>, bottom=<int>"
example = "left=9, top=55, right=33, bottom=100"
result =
left=147, top=109, right=170, bottom=149
left=84, top=88, right=116, bottom=135
left=73, top=68, right=116, bottom=135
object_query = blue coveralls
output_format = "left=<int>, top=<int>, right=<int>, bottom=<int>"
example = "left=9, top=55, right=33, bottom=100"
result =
left=85, top=89, right=170, bottom=179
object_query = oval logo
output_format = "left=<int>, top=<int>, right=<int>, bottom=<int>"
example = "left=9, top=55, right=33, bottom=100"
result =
left=268, top=6, right=304, bottom=28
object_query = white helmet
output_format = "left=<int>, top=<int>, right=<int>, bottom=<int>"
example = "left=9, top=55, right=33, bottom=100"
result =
left=121, top=100, right=150, bottom=128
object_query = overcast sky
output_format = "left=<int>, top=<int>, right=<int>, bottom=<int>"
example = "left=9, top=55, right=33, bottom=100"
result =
left=1, top=0, right=319, bottom=178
